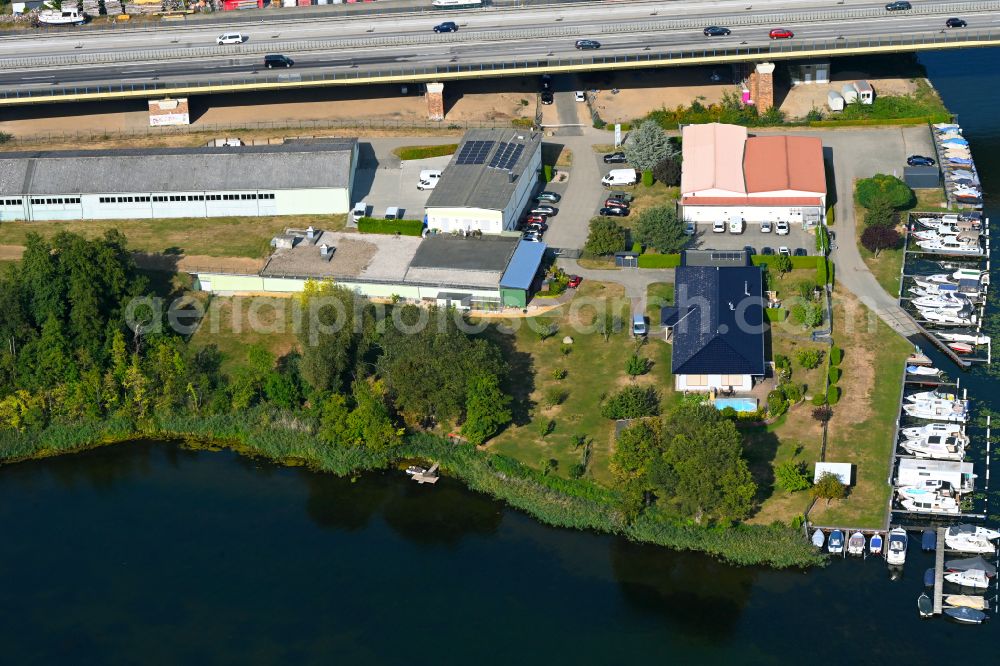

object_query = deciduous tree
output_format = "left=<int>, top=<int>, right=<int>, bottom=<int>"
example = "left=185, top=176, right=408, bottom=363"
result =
left=861, top=225, right=902, bottom=257
left=633, top=205, right=686, bottom=254
left=584, top=217, right=626, bottom=256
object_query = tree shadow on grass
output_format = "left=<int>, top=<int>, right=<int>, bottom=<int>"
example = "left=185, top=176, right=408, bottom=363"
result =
left=476, top=325, right=536, bottom=428
left=740, top=425, right=782, bottom=513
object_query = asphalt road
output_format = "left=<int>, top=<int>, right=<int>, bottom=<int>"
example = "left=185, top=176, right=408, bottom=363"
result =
left=0, top=0, right=996, bottom=94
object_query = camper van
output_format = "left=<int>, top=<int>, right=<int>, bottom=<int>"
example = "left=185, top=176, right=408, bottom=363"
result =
left=602, top=169, right=638, bottom=187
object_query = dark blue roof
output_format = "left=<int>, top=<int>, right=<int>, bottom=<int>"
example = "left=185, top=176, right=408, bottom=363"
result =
left=660, top=306, right=680, bottom=327
left=499, top=240, right=546, bottom=290
left=671, top=266, right=766, bottom=376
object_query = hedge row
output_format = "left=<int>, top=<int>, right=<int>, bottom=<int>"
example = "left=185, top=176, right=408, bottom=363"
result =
left=393, top=144, right=459, bottom=161
left=816, top=258, right=834, bottom=286
left=638, top=253, right=681, bottom=268
left=357, top=217, right=424, bottom=236
left=751, top=256, right=820, bottom=269
left=807, top=114, right=951, bottom=128
left=765, top=308, right=786, bottom=322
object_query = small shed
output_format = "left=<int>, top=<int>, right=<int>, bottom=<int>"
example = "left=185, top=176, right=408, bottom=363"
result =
left=841, top=83, right=858, bottom=104
left=814, top=462, right=853, bottom=486
left=904, top=165, right=940, bottom=189
left=827, top=90, right=845, bottom=112
left=614, top=250, right=640, bottom=267
left=854, top=80, right=874, bottom=105
left=660, top=305, right=680, bottom=341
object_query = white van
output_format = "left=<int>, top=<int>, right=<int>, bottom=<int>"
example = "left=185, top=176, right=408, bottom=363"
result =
left=216, top=33, right=245, bottom=45
left=351, top=202, right=368, bottom=223
left=417, top=170, right=442, bottom=191
left=601, top=168, right=637, bottom=187
left=728, top=218, right=744, bottom=234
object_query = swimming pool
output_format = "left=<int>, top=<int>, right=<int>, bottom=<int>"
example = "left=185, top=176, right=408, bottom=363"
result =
left=714, top=398, right=759, bottom=413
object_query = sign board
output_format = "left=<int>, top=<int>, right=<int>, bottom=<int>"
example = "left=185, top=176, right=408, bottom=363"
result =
left=614, top=123, right=622, bottom=148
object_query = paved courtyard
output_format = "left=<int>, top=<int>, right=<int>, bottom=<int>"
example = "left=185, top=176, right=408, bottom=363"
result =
left=688, top=223, right=815, bottom=256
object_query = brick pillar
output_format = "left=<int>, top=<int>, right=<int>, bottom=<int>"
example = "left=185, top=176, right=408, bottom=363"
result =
left=425, top=82, right=445, bottom=122
left=754, top=62, right=775, bottom=113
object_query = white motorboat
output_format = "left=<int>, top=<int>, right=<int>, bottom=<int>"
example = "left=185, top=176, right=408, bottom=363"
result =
left=905, top=365, right=941, bottom=377
left=945, top=533, right=996, bottom=554
left=917, top=237, right=983, bottom=255
left=947, top=524, right=1000, bottom=541
left=897, top=481, right=957, bottom=499
left=936, top=332, right=990, bottom=345
left=811, top=529, right=825, bottom=549
left=911, top=229, right=958, bottom=242
left=920, top=309, right=976, bottom=326
left=36, top=6, right=87, bottom=25
left=847, top=532, right=866, bottom=556
left=944, top=569, right=990, bottom=589
left=910, top=283, right=981, bottom=301
left=902, top=399, right=968, bottom=423
left=911, top=293, right=970, bottom=311
left=906, top=389, right=958, bottom=403
left=886, top=527, right=908, bottom=566
left=898, top=493, right=960, bottom=514
left=827, top=529, right=844, bottom=555
left=899, top=436, right=965, bottom=461
left=901, top=423, right=964, bottom=440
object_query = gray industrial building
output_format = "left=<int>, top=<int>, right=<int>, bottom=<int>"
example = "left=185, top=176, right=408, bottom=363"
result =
left=424, top=129, right=542, bottom=235
left=0, top=139, right=358, bottom=222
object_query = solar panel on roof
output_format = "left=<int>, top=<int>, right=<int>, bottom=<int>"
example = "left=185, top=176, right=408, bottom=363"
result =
left=500, top=144, right=524, bottom=170
left=456, top=140, right=495, bottom=165
left=487, top=142, right=511, bottom=168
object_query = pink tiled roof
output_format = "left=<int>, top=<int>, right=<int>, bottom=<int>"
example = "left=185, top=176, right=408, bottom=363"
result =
left=680, top=123, right=748, bottom=194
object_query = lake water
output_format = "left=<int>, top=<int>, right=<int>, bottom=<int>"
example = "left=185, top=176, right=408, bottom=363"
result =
left=2, top=49, right=999, bottom=663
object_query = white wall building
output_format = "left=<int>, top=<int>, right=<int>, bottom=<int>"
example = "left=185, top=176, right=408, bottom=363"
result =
left=424, top=129, right=542, bottom=235
left=0, top=139, right=358, bottom=222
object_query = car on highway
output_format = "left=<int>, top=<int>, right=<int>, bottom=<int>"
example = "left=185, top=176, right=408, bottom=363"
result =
left=531, top=205, right=557, bottom=216
left=603, top=152, right=627, bottom=164
left=536, top=191, right=561, bottom=203
left=703, top=26, right=731, bottom=37
left=433, top=21, right=458, bottom=33
left=778, top=246, right=791, bottom=256
left=946, top=18, right=967, bottom=28
left=575, top=91, right=586, bottom=102
left=217, top=33, right=245, bottom=45
left=907, top=155, right=936, bottom=166
left=264, top=55, right=294, bottom=69
left=760, top=220, right=772, bottom=233
left=713, top=220, right=726, bottom=233
left=885, top=0, right=911, bottom=9
left=567, top=275, right=582, bottom=289
left=775, top=220, right=790, bottom=235
left=575, top=39, right=601, bottom=50
left=599, top=206, right=629, bottom=217
left=541, top=91, right=554, bottom=105
left=769, top=28, right=794, bottom=40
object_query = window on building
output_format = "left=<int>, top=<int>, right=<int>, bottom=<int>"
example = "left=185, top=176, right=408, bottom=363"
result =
left=721, top=374, right=744, bottom=387
left=685, top=375, right=708, bottom=387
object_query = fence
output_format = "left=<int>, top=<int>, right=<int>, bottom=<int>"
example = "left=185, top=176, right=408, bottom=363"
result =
left=3, top=28, right=999, bottom=104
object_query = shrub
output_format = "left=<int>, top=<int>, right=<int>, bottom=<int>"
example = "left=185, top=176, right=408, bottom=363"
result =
left=774, top=354, right=791, bottom=371
left=780, top=382, right=803, bottom=404
left=767, top=390, right=788, bottom=418
left=543, top=165, right=554, bottom=182
left=625, top=353, right=649, bottom=377
left=812, top=405, right=833, bottom=422
left=512, top=118, right=535, bottom=128
left=828, top=366, right=841, bottom=384
left=796, top=349, right=823, bottom=370
left=774, top=254, right=793, bottom=274
left=0, top=132, right=11, bottom=145
left=816, top=258, right=832, bottom=286
left=551, top=368, right=567, bottom=381
left=537, top=418, right=555, bottom=437
left=600, top=386, right=660, bottom=419
left=855, top=174, right=915, bottom=209
left=863, top=194, right=896, bottom=228
left=652, top=156, right=682, bottom=186
left=812, top=471, right=846, bottom=501
left=584, top=217, right=627, bottom=256
left=830, top=347, right=843, bottom=365
left=811, top=393, right=828, bottom=407
left=569, top=463, right=586, bottom=479
left=816, top=226, right=829, bottom=254
left=393, top=144, right=458, bottom=160
left=641, top=170, right=654, bottom=187
left=357, top=217, right=424, bottom=236
left=796, top=279, right=817, bottom=301
left=791, top=302, right=823, bottom=328
left=775, top=460, right=811, bottom=492
left=543, top=387, right=568, bottom=407
left=560, top=345, right=572, bottom=356
left=826, top=385, right=841, bottom=405
left=637, top=253, right=681, bottom=268
left=720, top=406, right=737, bottom=420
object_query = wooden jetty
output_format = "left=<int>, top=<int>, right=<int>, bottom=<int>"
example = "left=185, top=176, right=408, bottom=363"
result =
left=412, top=462, right=440, bottom=485
left=933, top=527, right=945, bottom=615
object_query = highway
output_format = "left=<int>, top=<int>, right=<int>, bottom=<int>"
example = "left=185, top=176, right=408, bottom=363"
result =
left=0, top=0, right=997, bottom=102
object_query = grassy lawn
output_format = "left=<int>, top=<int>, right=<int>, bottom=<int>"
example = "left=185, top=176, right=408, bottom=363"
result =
left=645, top=281, right=674, bottom=320
left=188, top=294, right=300, bottom=374
left=0, top=215, right=346, bottom=259
left=745, top=408, right=823, bottom=525
left=855, top=203, right=904, bottom=298
left=391, top=144, right=458, bottom=160
left=629, top=182, right=680, bottom=217
left=808, top=291, right=911, bottom=528
left=483, top=280, right=675, bottom=485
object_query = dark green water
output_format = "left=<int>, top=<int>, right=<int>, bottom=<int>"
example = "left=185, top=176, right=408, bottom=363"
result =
left=2, top=50, right=999, bottom=663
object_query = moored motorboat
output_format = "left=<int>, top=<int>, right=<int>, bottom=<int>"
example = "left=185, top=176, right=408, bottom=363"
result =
left=897, top=493, right=960, bottom=515
left=943, top=606, right=988, bottom=624
left=921, top=530, right=936, bottom=552
left=405, top=465, right=427, bottom=476
left=811, top=529, right=825, bottom=549
left=944, top=569, right=990, bottom=588
left=911, top=294, right=970, bottom=312
left=906, top=389, right=958, bottom=403
left=919, top=309, right=976, bottom=326
left=945, top=556, right=997, bottom=577
left=901, top=423, right=964, bottom=440
left=917, top=593, right=934, bottom=618
left=945, top=533, right=997, bottom=554
left=902, top=399, right=968, bottom=423
left=936, top=332, right=990, bottom=345
left=847, top=532, right=866, bottom=556
left=869, top=532, right=883, bottom=555
left=945, top=594, right=989, bottom=611
left=906, top=365, right=941, bottom=377
left=948, top=524, right=1000, bottom=541
left=827, top=529, right=844, bottom=555
left=923, top=568, right=935, bottom=587
left=948, top=342, right=974, bottom=354
left=899, top=436, right=966, bottom=461
left=886, top=528, right=908, bottom=566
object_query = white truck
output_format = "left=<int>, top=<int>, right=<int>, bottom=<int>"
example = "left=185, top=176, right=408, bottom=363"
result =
left=417, top=170, right=442, bottom=191
left=602, top=168, right=638, bottom=187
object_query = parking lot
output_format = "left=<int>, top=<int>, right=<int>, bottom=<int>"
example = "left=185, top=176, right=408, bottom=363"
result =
left=353, top=153, right=451, bottom=221
left=688, top=221, right=816, bottom=256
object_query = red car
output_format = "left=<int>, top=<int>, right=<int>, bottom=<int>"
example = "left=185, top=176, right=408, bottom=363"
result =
left=525, top=214, right=546, bottom=225
left=567, top=275, right=582, bottom=288
left=769, top=28, right=794, bottom=39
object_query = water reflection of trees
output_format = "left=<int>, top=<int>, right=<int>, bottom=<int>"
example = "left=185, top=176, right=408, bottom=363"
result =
left=45, top=439, right=159, bottom=492
left=610, top=539, right=756, bottom=639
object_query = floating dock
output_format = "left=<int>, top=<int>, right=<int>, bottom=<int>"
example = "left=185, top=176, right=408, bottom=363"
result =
left=411, top=462, right=440, bottom=484
left=933, top=527, right=945, bottom=615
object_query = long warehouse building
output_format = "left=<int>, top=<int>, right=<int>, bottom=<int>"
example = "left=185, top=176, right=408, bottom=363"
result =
left=0, top=139, right=358, bottom=222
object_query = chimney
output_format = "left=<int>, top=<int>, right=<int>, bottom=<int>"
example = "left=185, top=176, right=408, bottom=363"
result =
left=306, top=226, right=316, bottom=240
left=319, top=243, right=333, bottom=261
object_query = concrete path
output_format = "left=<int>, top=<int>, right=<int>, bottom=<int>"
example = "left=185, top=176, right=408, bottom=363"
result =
left=556, top=258, right=674, bottom=311
left=541, top=133, right=603, bottom=250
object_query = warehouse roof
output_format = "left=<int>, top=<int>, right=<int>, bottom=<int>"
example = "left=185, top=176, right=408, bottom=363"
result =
left=743, top=135, right=826, bottom=194
left=0, top=139, right=357, bottom=195
left=425, top=129, right=542, bottom=211
left=671, top=266, right=765, bottom=376
left=680, top=123, right=748, bottom=195
left=404, top=234, right=520, bottom=288
left=500, top=240, right=546, bottom=290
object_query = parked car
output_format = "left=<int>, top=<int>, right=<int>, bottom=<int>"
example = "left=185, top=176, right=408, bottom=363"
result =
left=703, top=26, right=731, bottom=37
left=794, top=248, right=809, bottom=257
left=604, top=197, right=629, bottom=208
left=531, top=205, right=557, bottom=216
left=760, top=220, right=772, bottom=233
left=540, top=91, right=554, bottom=105
left=632, top=313, right=647, bottom=337
left=574, top=91, right=586, bottom=102
left=601, top=169, right=637, bottom=187
left=713, top=220, right=726, bottom=233
left=608, top=190, right=634, bottom=204
left=417, top=169, right=442, bottom=191
left=599, top=206, right=629, bottom=217
left=761, top=246, right=775, bottom=256
left=778, top=246, right=791, bottom=256
left=775, top=220, right=790, bottom=235
left=575, top=39, right=601, bottom=50
left=264, top=54, right=293, bottom=68
left=433, top=21, right=458, bottom=33
left=525, top=214, right=547, bottom=225
left=536, top=191, right=561, bottom=203
left=729, top=218, right=745, bottom=234
left=768, top=28, right=794, bottom=39
left=217, top=32, right=245, bottom=45
left=885, top=0, right=912, bottom=10
left=907, top=155, right=936, bottom=166
left=684, top=221, right=696, bottom=235
left=603, top=152, right=627, bottom=164
left=540, top=74, right=552, bottom=91
left=522, top=233, right=543, bottom=243
left=946, top=17, right=967, bottom=27
left=526, top=222, right=548, bottom=232
left=567, top=275, right=582, bottom=288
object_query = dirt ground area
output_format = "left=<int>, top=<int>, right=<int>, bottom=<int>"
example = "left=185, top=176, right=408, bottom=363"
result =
left=583, top=67, right=737, bottom=124
left=444, top=78, right=537, bottom=124
left=778, top=74, right=919, bottom=119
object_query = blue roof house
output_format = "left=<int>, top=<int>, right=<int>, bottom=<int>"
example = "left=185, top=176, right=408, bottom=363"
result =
left=670, top=265, right=767, bottom=393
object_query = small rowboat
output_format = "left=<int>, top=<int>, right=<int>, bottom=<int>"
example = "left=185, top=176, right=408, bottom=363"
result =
left=948, top=342, right=974, bottom=354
